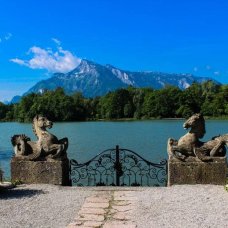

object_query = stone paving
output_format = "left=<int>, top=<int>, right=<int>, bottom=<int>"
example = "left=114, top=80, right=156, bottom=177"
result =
left=67, top=190, right=138, bottom=228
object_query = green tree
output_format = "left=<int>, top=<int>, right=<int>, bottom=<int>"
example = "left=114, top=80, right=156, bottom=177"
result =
left=0, top=102, right=9, bottom=120
left=1, top=82, right=227, bottom=122
left=99, top=89, right=133, bottom=119
left=178, top=82, right=203, bottom=116
left=142, top=86, right=182, bottom=118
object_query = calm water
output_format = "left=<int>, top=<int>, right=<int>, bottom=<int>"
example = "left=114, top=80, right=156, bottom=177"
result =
left=0, top=120, right=227, bottom=178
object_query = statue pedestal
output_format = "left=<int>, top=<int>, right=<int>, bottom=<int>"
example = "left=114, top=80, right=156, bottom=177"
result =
left=11, top=157, right=71, bottom=186
left=168, top=157, right=227, bottom=186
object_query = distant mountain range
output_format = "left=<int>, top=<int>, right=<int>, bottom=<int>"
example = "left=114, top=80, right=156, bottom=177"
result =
left=10, top=59, right=220, bottom=103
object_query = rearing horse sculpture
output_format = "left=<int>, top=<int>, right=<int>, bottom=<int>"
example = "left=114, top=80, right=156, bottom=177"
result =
left=167, top=113, right=228, bottom=161
left=11, top=115, right=68, bottom=160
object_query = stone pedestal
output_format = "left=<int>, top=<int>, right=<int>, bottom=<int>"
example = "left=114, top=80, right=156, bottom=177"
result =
left=11, top=157, right=71, bottom=186
left=168, top=157, right=227, bottom=186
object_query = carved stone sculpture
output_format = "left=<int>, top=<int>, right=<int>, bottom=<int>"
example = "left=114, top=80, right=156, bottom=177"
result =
left=194, top=134, right=228, bottom=161
left=11, top=115, right=68, bottom=161
left=167, top=113, right=227, bottom=161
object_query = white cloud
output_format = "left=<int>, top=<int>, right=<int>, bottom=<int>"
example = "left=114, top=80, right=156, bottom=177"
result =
left=5, top=33, right=12, bottom=40
left=214, top=71, right=220, bottom=76
left=52, top=38, right=61, bottom=46
left=10, top=58, right=26, bottom=65
left=0, top=33, right=12, bottom=43
left=10, top=43, right=81, bottom=73
left=193, top=67, right=198, bottom=72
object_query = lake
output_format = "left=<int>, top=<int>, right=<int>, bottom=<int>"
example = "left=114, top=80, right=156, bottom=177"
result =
left=0, top=120, right=227, bottom=179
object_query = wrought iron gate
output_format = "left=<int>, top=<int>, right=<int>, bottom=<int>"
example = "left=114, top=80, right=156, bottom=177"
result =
left=70, top=145, right=167, bottom=186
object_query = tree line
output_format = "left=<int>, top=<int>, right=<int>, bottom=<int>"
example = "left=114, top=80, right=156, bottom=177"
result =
left=0, top=81, right=227, bottom=122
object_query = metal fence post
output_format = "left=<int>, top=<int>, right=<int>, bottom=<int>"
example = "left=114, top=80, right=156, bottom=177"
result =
left=115, top=145, right=120, bottom=186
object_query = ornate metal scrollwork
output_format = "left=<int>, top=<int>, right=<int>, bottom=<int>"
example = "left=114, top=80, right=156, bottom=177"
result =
left=70, top=145, right=167, bottom=186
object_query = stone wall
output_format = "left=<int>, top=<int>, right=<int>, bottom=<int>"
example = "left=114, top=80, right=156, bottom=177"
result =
left=11, top=158, right=71, bottom=186
left=168, top=157, right=227, bottom=186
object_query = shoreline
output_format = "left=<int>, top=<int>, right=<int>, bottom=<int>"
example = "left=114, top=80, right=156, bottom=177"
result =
left=1, top=116, right=228, bottom=123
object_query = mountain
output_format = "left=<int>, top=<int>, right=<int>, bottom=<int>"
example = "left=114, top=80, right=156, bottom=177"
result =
left=10, top=95, right=22, bottom=104
left=3, top=95, right=22, bottom=104
left=25, top=59, right=219, bottom=98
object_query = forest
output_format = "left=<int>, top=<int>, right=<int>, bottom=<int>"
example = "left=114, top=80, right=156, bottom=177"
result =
left=0, top=81, right=227, bottom=122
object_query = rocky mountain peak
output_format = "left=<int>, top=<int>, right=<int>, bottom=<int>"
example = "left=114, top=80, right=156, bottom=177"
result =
left=22, top=59, right=220, bottom=100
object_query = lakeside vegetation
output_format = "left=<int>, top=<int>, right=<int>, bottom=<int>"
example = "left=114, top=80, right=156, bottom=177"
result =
left=0, top=81, right=227, bottom=122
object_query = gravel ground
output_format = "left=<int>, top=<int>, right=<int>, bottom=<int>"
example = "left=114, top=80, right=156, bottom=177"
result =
left=134, top=185, right=228, bottom=228
left=1, top=185, right=228, bottom=228
left=0, top=184, right=92, bottom=228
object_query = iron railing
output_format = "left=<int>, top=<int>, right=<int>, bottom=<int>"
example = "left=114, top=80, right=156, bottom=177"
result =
left=70, top=145, right=167, bottom=186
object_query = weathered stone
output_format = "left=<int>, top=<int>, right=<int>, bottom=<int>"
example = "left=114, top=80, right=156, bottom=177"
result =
left=67, top=223, right=79, bottom=228
left=168, top=157, right=227, bottom=186
left=113, top=196, right=137, bottom=201
left=103, top=221, right=136, bottom=228
left=85, top=196, right=110, bottom=203
left=82, top=202, right=109, bottom=209
left=11, top=157, right=71, bottom=185
left=113, top=192, right=137, bottom=201
left=113, top=191, right=135, bottom=197
left=11, top=115, right=68, bottom=161
left=67, top=225, right=90, bottom=228
left=112, top=205, right=135, bottom=212
left=83, top=221, right=103, bottom=227
left=167, top=113, right=228, bottom=162
left=73, top=221, right=84, bottom=225
left=67, top=221, right=83, bottom=227
left=113, top=201, right=132, bottom=206
left=67, top=192, right=138, bottom=228
left=78, top=208, right=106, bottom=215
left=112, top=212, right=132, bottom=220
left=78, top=214, right=105, bottom=222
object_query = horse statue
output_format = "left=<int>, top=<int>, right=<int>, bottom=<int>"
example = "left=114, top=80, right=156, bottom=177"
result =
left=194, top=134, right=228, bottom=161
left=167, top=113, right=227, bottom=161
left=11, top=115, right=68, bottom=160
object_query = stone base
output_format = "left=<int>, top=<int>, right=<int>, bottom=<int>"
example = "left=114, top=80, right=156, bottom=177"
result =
left=168, top=157, right=227, bottom=186
left=11, top=157, right=71, bottom=186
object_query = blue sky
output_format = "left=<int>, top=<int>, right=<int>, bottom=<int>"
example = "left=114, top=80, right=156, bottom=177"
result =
left=0, top=0, right=228, bottom=101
